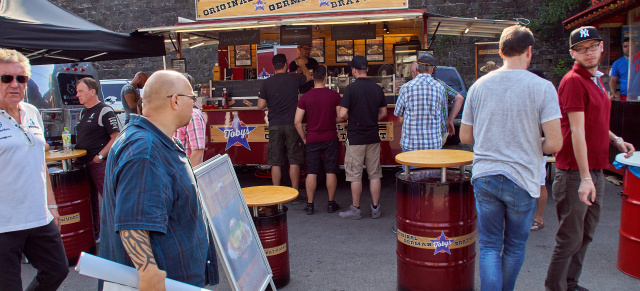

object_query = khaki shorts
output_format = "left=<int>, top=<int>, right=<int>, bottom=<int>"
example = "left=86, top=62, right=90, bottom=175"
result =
left=344, top=142, right=383, bottom=182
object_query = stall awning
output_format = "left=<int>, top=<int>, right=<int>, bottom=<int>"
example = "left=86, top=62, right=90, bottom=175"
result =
left=139, top=9, right=522, bottom=51
left=563, top=0, right=640, bottom=30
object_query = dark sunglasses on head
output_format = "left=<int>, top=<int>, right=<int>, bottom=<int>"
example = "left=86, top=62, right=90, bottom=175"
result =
left=167, top=94, right=198, bottom=102
left=1, top=74, right=29, bottom=84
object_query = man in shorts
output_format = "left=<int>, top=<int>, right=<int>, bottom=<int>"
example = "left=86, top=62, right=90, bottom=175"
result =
left=338, top=56, right=387, bottom=220
left=258, top=54, right=312, bottom=190
left=294, top=65, right=342, bottom=215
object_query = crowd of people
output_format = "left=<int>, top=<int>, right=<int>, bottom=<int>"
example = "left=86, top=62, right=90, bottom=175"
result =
left=0, top=22, right=636, bottom=291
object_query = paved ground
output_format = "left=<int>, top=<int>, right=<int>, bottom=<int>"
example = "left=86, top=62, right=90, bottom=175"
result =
left=21, top=166, right=639, bottom=290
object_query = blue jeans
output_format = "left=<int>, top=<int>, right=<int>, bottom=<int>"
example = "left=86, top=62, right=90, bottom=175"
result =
left=474, top=175, right=537, bottom=291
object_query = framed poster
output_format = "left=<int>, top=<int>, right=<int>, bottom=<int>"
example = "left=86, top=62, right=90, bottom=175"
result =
left=475, top=42, right=502, bottom=79
left=235, top=45, right=252, bottom=67
left=311, top=38, right=325, bottom=63
left=335, top=40, right=354, bottom=63
left=171, top=58, right=187, bottom=73
left=194, top=155, right=274, bottom=291
left=365, top=36, right=384, bottom=62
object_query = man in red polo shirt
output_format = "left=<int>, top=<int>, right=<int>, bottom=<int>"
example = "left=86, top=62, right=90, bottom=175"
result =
left=545, top=26, right=635, bottom=291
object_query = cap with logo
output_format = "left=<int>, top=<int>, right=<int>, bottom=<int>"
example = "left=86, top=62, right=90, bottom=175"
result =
left=272, top=54, right=287, bottom=65
left=569, top=26, right=602, bottom=49
left=348, top=55, right=368, bottom=70
left=417, top=53, right=437, bottom=66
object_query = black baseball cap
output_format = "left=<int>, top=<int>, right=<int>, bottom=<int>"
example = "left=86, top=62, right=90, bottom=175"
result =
left=417, top=53, right=437, bottom=66
left=272, top=54, right=287, bottom=65
left=570, top=26, right=602, bottom=49
left=348, top=55, right=368, bottom=70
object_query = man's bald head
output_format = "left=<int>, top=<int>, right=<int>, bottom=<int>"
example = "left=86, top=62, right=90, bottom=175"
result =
left=133, top=71, right=148, bottom=88
left=142, top=70, right=192, bottom=116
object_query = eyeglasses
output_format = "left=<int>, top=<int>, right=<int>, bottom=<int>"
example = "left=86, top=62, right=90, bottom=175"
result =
left=167, top=94, right=197, bottom=102
left=17, top=124, right=34, bottom=146
left=1, top=74, right=29, bottom=84
left=572, top=43, right=600, bottom=54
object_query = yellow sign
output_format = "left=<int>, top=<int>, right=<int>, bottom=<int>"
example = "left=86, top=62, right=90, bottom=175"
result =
left=264, top=243, right=287, bottom=256
left=397, top=229, right=476, bottom=250
left=210, top=122, right=394, bottom=143
left=60, top=213, right=80, bottom=225
left=196, top=0, right=408, bottom=20
left=479, top=49, right=499, bottom=55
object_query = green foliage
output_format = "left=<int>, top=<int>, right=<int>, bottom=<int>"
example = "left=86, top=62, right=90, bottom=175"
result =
left=530, top=0, right=584, bottom=35
left=553, top=57, right=574, bottom=78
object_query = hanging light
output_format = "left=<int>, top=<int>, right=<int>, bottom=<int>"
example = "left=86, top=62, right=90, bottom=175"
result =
left=383, top=22, right=390, bottom=34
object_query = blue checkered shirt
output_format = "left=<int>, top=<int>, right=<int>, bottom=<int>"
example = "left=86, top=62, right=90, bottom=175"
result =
left=394, top=73, right=446, bottom=151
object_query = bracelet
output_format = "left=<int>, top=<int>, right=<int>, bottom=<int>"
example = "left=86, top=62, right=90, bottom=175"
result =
left=612, top=136, right=622, bottom=143
left=47, top=205, right=58, bottom=209
left=581, top=177, right=592, bottom=182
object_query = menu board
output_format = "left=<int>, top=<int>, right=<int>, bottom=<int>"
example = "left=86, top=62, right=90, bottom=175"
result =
left=331, top=24, right=376, bottom=40
left=171, top=59, right=187, bottom=73
left=220, top=30, right=260, bottom=46
left=280, top=26, right=312, bottom=46
left=366, top=36, right=384, bottom=62
left=475, top=42, right=502, bottom=79
left=235, top=45, right=252, bottom=67
left=335, top=40, right=354, bottom=63
left=311, top=38, right=325, bottom=63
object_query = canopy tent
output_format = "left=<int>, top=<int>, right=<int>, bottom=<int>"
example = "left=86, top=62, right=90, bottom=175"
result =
left=0, top=0, right=165, bottom=65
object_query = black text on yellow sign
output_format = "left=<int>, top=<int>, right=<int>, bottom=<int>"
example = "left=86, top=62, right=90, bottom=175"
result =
left=396, top=229, right=476, bottom=250
left=263, top=243, right=287, bottom=256
left=60, top=213, right=80, bottom=225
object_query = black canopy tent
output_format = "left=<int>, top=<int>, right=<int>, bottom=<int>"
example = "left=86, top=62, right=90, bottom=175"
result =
left=0, top=0, right=165, bottom=65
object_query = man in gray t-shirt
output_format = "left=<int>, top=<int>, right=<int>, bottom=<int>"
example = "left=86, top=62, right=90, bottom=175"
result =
left=459, top=25, right=563, bottom=291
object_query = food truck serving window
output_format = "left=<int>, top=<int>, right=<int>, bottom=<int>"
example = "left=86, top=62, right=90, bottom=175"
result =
left=56, top=73, right=93, bottom=106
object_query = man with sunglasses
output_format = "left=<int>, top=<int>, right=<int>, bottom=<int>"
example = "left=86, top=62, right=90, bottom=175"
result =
left=545, top=26, right=635, bottom=291
left=75, top=77, right=120, bottom=242
left=100, top=71, right=218, bottom=290
left=0, top=48, right=69, bottom=290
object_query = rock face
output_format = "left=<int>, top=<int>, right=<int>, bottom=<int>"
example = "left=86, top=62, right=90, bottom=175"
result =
left=50, top=0, right=583, bottom=86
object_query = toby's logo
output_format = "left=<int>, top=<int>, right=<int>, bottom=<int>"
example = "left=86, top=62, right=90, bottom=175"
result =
left=580, top=29, right=589, bottom=38
left=217, top=116, right=256, bottom=150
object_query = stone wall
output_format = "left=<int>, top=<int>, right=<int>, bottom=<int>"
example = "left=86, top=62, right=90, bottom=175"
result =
left=50, top=0, right=588, bottom=86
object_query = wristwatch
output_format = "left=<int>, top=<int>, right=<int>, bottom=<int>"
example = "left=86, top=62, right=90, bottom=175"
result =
left=97, top=154, right=104, bottom=160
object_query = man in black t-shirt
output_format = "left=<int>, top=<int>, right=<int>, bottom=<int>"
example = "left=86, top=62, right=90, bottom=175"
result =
left=289, top=44, right=319, bottom=94
left=258, top=54, right=312, bottom=191
left=338, top=56, right=387, bottom=220
left=75, top=77, right=120, bottom=240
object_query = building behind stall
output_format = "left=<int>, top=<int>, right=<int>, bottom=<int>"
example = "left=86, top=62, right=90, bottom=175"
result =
left=50, top=0, right=592, bottom=86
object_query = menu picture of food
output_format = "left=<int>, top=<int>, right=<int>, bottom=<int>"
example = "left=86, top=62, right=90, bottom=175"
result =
left=335, top=40, right=354, bottom=63
left=311, top=38, right=325, bottom=63
left=366, top=36, right=384, bottom=62
left=235, top=45, right=252, bottom=67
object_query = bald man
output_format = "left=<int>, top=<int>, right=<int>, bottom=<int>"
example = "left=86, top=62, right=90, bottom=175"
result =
left=121, top=71, right=148, bottom=124
left=99, top=71, right=218, bottom=290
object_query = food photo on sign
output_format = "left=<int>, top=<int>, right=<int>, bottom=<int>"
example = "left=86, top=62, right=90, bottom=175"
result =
left=311, top=38, right=325, bottom=63
left=235, top=45, right=252, bottom=67
left=335, top=40, right=354, bottom=63
left=366, top=36, right=384, bottom=62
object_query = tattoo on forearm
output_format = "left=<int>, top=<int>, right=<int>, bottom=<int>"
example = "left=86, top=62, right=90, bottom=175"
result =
left=120, top=230, right=157, bottom=272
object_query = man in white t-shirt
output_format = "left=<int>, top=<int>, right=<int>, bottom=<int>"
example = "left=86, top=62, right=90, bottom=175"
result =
left=459, top=25, right=563, bottom=290
left=0, top=49, right=69, bottom=290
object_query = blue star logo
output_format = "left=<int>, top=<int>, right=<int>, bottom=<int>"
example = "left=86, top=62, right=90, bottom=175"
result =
left=430, top=231, right=455, bottom=255
left=217, top=117, right=256, bottom=151
left=253, top=0, right=266, bottom=11
left=318, top=0, right=329, bottom=7
left=258, top=68, right=272, bottom=79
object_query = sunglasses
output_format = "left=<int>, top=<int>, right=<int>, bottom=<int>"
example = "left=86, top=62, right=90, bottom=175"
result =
left=1, top=74, right=29, bottom=84
left=167, top=94, right=198, bottom=102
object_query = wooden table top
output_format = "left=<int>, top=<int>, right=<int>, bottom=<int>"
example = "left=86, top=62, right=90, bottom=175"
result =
left=395, top=149, right=474, bottom=168
left=241, top=186, right=299, bottom=207
left=45, top=149, right=87, bottom=162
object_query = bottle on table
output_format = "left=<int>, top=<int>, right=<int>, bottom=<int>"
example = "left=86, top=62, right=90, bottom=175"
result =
left=62, top=127, right=72, bottom=153
left=222, top=88, right=229, bottom=109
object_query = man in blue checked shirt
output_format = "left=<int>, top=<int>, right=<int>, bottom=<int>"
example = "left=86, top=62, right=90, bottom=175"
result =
left=395, top=53, right=464, bottom=151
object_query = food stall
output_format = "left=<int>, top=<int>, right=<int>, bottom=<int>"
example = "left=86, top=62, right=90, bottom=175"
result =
left=563, top=0, right=640, bottom=172
left=139, top=4, right=519, bottom=166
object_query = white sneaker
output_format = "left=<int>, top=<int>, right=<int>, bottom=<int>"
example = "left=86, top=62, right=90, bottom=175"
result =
left=370, top=203, right=381, bottom=219
left=338, top=205, right=362, bottom=220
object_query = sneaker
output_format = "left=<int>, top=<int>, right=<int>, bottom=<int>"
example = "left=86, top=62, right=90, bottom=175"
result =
left=370, top=203, right=381, bottom=219
left=574, top=286, right=590, bottom=291
left=327, top=201, right=340, bottom=213
left=339, top=205, right=362, bottom=220
left=304, top=203, right=314, bottom=215
left=291, top=193, right=307, bottom=205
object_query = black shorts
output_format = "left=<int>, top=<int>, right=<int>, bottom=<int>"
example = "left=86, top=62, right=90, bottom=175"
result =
left=306, top=138, right=340, bottom=174
left=268, top=124, right=305, bottom=166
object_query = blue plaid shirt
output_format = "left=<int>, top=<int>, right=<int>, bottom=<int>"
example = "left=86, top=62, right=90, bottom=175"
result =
left=435, top=78, right=461, bottom=134
left=395, top=73, right=446, bottom=151
left=99, top=115, right=218, bottom=287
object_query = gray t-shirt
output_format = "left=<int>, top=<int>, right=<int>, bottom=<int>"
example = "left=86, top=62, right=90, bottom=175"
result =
left=461, top=69, right=562, bottom=197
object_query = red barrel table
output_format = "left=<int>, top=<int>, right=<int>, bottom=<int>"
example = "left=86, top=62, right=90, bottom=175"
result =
left=615, top=152, right=640, bottom=279
left=395, top=149, right=475, bottom=291
left=241, top=186, right=298, bottom=289
left=46, top=149, right=96, bottom=265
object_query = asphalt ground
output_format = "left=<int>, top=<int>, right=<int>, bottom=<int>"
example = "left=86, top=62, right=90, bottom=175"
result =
left=21, top=166, right=640, bottom=291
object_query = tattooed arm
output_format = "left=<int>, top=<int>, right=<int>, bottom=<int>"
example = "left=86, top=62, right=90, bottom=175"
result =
left=120, top=229, right=167, bottom=291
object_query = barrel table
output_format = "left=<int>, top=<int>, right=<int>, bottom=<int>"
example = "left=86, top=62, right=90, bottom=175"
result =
left=615, top=152, right=640, bottom=279
left=395, top=149, right=475, bottom=291
left=46, top=149, right=95, bottom=265
left=241, top=186, right=298, bottom=288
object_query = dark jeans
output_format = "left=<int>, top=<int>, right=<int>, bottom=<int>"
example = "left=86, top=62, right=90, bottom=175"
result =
left=0, top=221, right=69, bottom=291
left=86, top=160, right=106, bottom=238
left=545, top=169, right=605, bottom=291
